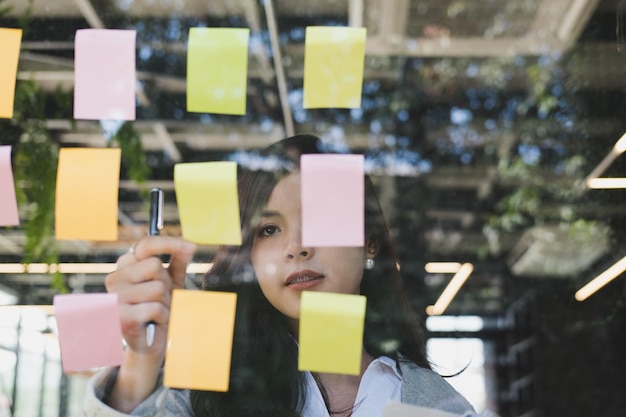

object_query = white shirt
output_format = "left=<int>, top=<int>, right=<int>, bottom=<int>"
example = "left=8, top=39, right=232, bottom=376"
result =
left=301, top=356, right=402, bottom=417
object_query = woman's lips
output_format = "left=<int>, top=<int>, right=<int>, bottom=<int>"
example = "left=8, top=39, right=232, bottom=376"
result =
left=285, top=270, right=325, bottom=290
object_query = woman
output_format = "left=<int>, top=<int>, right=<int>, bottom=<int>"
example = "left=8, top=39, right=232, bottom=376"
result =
left=83, top=134, right=474, bottom=417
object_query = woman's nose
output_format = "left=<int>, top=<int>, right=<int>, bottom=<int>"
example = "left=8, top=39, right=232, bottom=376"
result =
left=285, top=241, right=314, bottom=260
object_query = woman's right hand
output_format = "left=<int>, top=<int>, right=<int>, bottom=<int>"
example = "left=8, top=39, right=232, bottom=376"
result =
left=103, top=236, right=197, bottom=412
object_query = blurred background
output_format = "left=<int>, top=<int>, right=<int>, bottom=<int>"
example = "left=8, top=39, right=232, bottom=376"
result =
left=0, top=0, right=625, bottom=416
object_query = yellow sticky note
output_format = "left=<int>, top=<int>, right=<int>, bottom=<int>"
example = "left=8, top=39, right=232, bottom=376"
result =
left=187, top=27, right=249, bottom=115
left=55, top=148, right=121, bottom=241
left=303, top=26, right=366, bottom=109
left=174, top=161, right=241, bottom=245
left=164, top=289, right=237, bottom=391
left=298, top=291, right=367, bottom=375
left=0, top=28, right=23, bottom=119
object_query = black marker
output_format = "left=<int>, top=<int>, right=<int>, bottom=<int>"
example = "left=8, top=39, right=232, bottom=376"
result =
left=146, top=187, right=164, bottom=347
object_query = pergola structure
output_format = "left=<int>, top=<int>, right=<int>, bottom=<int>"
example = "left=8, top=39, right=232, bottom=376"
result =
left=2, top=1, right=626, bottom=416
left=3, top=0, right=623, bottom=310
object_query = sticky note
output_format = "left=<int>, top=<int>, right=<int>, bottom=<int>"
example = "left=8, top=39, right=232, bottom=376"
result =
left=303, top=26, right=366, bottom=109
left=55, top=148, right=121, bottom=241
left=164, top=289, right=237, bottom=391
left=74, top=29, right=136, bottom=120
left=53, top=293, right=124, bottom=373
left=0, top=28, right=22, bottom=119
left=298, top=291, right=366, bottom=375
left=187, top=27, right=249, bottom=115
left=174, top=161, right=241, bottom=245
left=301, top=154, right=364, bottom=247
left=0, top=146, right=19, bottom=226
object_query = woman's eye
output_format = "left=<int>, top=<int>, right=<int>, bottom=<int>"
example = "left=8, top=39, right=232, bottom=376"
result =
left=259, top=224, right=279, bottom=237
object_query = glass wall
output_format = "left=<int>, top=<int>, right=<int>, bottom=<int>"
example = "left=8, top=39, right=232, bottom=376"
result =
left=0, top=307, right=90, bottom=417
left=0, top=0, right=625, bottom=416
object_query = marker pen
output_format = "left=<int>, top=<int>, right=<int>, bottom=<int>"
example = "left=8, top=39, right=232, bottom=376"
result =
left=146, top=187, right=164, bottom=347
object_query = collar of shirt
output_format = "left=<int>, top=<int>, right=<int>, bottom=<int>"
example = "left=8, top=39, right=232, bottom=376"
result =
left=301, top=356, right=402, bottom=417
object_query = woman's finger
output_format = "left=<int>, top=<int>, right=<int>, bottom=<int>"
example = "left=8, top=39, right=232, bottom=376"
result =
left=131, top=236, right=196, bottom=261
left=116, top=246, right=141, bottom=269
left=119, top=302, right=169, bottom=330
left=107, top=256, right=172, bottom=289
left=117, top=279, right=172, bottom=309
left=118, top=302, right=170, bottom=350
left=167, top=242, right=197, bottom=289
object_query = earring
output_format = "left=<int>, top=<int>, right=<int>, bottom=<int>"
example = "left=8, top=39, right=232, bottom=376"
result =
left=365, top=258, right=375, bottom=270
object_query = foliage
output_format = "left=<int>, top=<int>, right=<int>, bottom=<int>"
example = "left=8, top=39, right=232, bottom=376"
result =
left=1, top=0, right=150, bottom=294
left=110, top=122, right=151, bottom=186
left=6, top=80, right=67, bottom=292
left=0, top=1, right=12, bottom=16
left=482, top=149, right=588, bottom=257
left=5, top=86, right=151, bottom=294
left=477, top=56, right=590, bottom=258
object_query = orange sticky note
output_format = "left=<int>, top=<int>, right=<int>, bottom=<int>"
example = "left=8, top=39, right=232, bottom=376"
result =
left=0, top=146, right=19, bottom=226
left=0, top=28, right=23, bottom=118
left=55, top=148, right=121, bottom=241
left=174, top=161, right=242, bottom=245
left=53, top=293, right=124, bottom=373
left=303, top=26, right=366, bottom=109
left=73, top=29, right=136, bottom=120
left=301, top=154, right=364, bottom=247
left=298, top=291, right=366, bottom=375
left=187, top=27, right=249, bottom=115
left=164, top=289, right=237, bottom=391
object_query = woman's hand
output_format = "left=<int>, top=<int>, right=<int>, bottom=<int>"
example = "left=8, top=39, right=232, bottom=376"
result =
left=104, top=236, right=196, bottom=412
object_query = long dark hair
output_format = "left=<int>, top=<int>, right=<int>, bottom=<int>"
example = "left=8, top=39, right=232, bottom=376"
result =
left=189, top=134, right=429, bottom=417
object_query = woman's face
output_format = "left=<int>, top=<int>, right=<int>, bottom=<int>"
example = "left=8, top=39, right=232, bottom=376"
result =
left=250, top=172, right=368, bottom=319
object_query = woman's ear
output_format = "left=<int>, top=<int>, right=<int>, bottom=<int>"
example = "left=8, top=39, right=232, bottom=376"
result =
left=365, top=238, right=379, bottom=259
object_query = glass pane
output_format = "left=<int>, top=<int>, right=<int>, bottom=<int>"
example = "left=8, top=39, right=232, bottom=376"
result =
left=0, top=1, right=624, bottom=416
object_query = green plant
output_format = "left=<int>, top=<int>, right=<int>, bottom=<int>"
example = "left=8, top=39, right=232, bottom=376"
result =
left=5, top=84, right=151, bottom=293
left=1, top=0, right=151, bottom=294
left=110, top=122, right=151, bottom=186
left=8, top=80, right=66, bottom=292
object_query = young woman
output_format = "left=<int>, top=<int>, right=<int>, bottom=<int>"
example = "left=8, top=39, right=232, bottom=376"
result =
left=83, top=134, right=475, bottom=417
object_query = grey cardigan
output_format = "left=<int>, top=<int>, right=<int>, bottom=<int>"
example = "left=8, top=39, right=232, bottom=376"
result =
left=83, top=360, right=475, bottom=416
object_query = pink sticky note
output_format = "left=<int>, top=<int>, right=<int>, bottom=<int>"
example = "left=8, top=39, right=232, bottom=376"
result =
left=53, top=293, right=124, bottom=373
left=301, top=154, right=364, bottom=246
left=73, top=29, right=136, bottom=120
left=0, top=146, right=19, bottom=226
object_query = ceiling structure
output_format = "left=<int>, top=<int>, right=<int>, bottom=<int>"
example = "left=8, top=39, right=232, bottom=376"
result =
left=1, top=0, right=625, bottom=316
